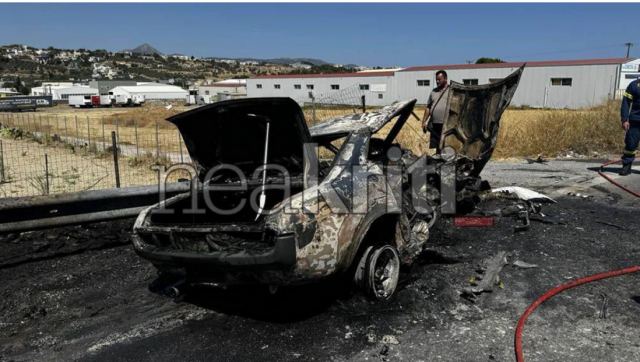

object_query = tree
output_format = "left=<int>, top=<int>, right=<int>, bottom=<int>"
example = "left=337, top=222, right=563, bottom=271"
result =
left=475, top=57, right=505, bottom=64
left=6, top=76, right=30, bottom=95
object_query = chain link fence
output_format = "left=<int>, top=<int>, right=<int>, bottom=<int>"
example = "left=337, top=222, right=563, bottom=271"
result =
left=303, top=84, right=369, bottom=126
left=0, top=95, right=390, bottom=199
left=0, top=112, right=191, bottom=198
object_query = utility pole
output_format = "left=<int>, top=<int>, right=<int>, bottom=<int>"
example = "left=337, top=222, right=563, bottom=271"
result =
left=625, top=42, right=633, bottom=58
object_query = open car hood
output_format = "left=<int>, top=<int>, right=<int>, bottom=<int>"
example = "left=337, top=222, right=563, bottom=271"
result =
left=167, top=98, right=310, bottom=179
left=440, top=66, right=523, bottom=175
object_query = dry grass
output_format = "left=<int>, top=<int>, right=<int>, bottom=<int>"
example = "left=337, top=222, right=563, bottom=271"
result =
left=368, top=101, right=624, bottom=159
left=103, top=106, right=183, bottom=128
left=495, top=101, right=622, bottom=158
left=1, top=100, right=625, bottom=162
left=0, top=100, right=626, bottom=198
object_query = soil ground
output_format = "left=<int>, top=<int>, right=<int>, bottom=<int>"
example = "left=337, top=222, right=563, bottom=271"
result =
left=0, top=159, right=638, bottom=361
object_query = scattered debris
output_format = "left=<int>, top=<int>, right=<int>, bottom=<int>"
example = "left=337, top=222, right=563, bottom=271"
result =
left=381, top=335, right=399, bottom=345
left=492, top=186, right=556, bottom=204
left=567, top=191, right=592, bottom=199
left=512, top=260, right=538, bottom=269
left=600, top=293, right=608, bottom=319
left=462, top=251, right=508, bottom=300
left=595, top=221, right=627, bottom=231
left=525, top=154, right=548, bottom=164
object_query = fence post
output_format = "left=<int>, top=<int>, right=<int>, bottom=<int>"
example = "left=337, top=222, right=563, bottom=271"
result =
left=0, top=140, right=4, bottom=183
left=86, top=116, right=91, bottom=148
left=111, top=131, right=120, bottom=188
left=361, top=95, right=366, bottom=113
left=312, top=98, right=317, bottom=123
left=155, top=120, right=160, bottom=160
left=134, top=119, right=139, bottom=157
left=64, top=116, right=68, bottom=139
left=44, top=153, right=49, bottom=195
left=101, top=116, right=105, bottom=151
left=74, top=115, right=79, bottom=146
left=178, top=131, right=183, bottom=163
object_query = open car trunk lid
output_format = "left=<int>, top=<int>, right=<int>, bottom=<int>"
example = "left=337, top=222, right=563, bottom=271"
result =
left=167, top=97, right=311, bottom=179
left=440, top=66, right=524, bottom=176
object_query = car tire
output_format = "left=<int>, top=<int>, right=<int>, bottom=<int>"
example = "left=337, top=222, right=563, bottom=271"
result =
left=356, top=244, right=401, bottom=301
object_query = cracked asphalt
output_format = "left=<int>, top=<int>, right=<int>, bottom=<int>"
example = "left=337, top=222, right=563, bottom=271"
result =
left=0, top=159, right=638, bottom=361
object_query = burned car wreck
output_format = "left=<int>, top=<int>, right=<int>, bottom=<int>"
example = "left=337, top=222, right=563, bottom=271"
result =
left=133, top=67, right=528, bottom=300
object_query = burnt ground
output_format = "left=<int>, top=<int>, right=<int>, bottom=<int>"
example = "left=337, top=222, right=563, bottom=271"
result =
left=0, top=160, right=639, bottom=361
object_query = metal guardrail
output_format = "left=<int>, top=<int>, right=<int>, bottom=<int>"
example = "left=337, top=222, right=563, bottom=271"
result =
left=0, top=182, right=190, bottom=233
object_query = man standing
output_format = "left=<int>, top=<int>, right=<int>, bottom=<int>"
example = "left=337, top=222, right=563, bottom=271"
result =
left=422, top=70, right=450, bottom=153
left=620, top=78, right=640, bottom=176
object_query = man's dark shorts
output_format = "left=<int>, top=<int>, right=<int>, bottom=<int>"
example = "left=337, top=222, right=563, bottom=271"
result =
left=429, top=123, right=443, bottom=151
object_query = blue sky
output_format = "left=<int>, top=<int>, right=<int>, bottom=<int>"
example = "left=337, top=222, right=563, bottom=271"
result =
left=0, top=3, right=638, bottom=67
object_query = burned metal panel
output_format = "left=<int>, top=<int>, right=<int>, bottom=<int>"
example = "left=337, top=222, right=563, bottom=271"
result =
left=440, top=66, right=523, bottom=176
left=309, top=99, right=417, bottom=142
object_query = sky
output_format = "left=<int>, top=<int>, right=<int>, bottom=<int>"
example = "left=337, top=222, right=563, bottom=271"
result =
left=0, top=3, right=638, bottom=67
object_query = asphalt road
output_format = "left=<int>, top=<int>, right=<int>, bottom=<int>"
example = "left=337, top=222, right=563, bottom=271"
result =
left=0, top=159, right=638, bottom=361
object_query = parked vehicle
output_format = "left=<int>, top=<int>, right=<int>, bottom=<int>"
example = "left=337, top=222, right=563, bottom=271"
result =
left=110, top=93, right=145, bottom=107
left=68, top=95, right=93, bottom=108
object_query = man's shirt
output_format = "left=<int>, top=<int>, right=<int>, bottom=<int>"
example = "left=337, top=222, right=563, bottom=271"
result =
left=427, top=85, right=450, bottom=125
left=621, top=79, right=640, bottom=125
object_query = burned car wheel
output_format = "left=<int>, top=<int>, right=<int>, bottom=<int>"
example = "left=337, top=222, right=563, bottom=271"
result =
left=356, top=245, right=400, bottom=301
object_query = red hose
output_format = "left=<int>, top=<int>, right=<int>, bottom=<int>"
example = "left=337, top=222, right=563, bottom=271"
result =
left=514, top=265, right=640, bottom=362
left=515, top=159, right=640, bottom=361
left=597, top=159, right=640, bottom=198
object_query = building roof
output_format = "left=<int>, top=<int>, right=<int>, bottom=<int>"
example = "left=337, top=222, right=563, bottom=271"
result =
left=250, top=58, right=633, bottom=80
left=252, top=71, right=396, bottom=79
left=111, top=84, right=187, bottom=93
left=400, top=57, right=633, bottom=72
left=203, top=83, right=246, bottom=88
left=56, top=86, right=99, bottom=94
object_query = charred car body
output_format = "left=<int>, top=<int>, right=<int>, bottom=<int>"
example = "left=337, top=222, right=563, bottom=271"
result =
left=133, top=67, right=525, bottom=300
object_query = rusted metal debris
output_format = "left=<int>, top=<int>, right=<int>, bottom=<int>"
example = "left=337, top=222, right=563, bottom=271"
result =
left=462, top=251, right=508, bottom=300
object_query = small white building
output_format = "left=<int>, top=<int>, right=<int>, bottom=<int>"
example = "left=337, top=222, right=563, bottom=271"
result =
left=108, top=84, right=188, bottom=100
left=0, top=88, right=19, bottom=97
left=197, top=79, right=247, bottom=102
left=30, top=82, right=75, bottom=97
left=31, top=83, right=98, bottom=101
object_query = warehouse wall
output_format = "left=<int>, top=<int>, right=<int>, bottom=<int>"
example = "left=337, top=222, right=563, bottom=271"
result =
left=246, top=75, right=395, bottom=107
left=397, top=64, right=619, bottom=108
left=248, top=63, right=623, bottom=109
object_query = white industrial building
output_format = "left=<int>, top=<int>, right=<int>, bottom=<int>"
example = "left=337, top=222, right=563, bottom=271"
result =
left=197, top=79, right=247, bottom=101
left=30, top=83, right=98, bottom=101
left=108, top=83, right=188, bottom=100
left=247, top=57, right=637, bottom=109
left=247, top=71, right=397, bottom=107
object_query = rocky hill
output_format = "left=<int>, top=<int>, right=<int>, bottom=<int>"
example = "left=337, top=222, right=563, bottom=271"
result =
left=0, top=43, right=366, bottom=93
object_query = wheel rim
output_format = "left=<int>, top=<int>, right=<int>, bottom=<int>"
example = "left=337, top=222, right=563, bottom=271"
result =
left=369, top=246, right=400, bottom=299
